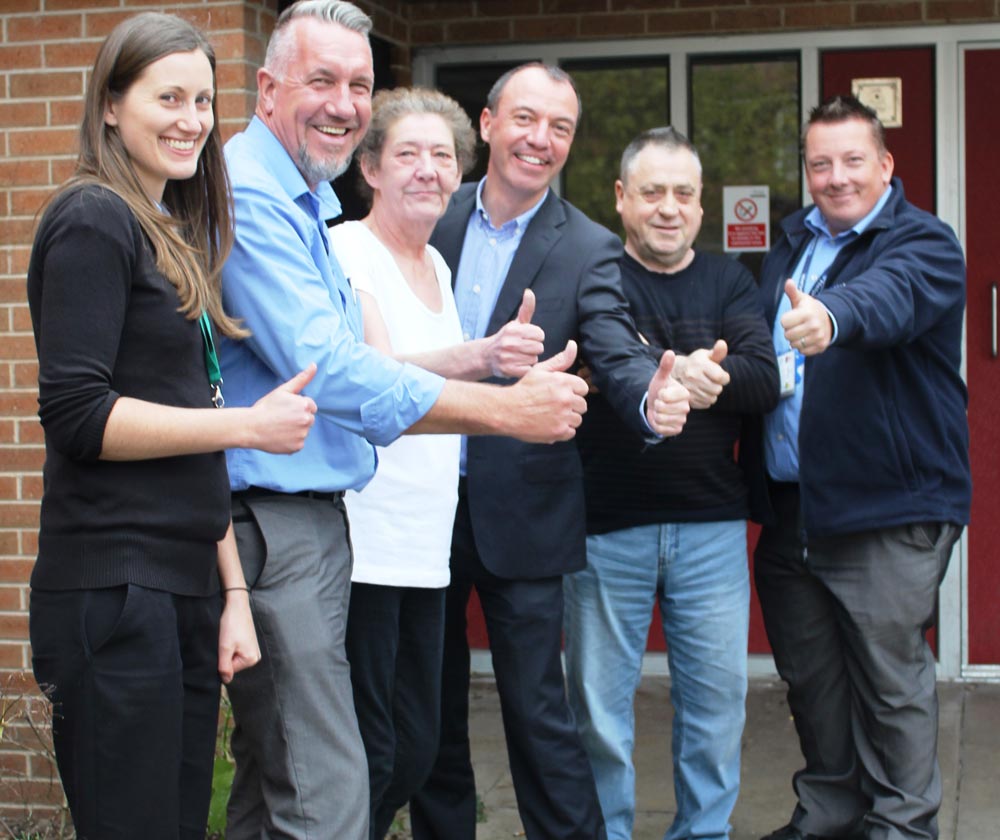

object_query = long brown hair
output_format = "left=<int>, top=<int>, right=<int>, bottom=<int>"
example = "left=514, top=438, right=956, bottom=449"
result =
left=60, top=12, right=245, bottom=338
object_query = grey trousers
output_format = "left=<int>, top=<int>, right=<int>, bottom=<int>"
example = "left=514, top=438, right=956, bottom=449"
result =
left=225, top=492, right=368, bottom=840
left=756, top=495, right=960, bottom=840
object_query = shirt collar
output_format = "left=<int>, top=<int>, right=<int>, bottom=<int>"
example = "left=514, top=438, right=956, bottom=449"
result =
left=805, top=183, right=893, bottom=241
left=245, top=115, right=342, bottom=222
left=473, top=177, right=548, bottom=233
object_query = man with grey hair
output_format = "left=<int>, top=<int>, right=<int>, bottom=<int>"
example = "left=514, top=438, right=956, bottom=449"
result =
left=218, top=4, right=599, bottom=838
left=563, top=127, right=778, bottom=840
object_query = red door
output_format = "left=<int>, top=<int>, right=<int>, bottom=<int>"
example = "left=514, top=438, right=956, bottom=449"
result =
left=963, top=47, right=1000, bottom=666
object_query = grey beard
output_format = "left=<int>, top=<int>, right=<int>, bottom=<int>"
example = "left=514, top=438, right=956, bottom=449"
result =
left=297, top=144, right=352, bottom=185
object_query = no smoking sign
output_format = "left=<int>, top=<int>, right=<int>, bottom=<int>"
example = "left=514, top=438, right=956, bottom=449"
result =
left=723, top=186, right=770, bottom=253
left=734, top=198, right=758, bottom=221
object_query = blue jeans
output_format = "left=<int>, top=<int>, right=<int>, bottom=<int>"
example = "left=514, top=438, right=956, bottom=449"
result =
left=564, top=520, right=750, bottom=840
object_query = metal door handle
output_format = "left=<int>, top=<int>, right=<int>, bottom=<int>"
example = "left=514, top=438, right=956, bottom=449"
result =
left=993, top=284, right=997, bottom=358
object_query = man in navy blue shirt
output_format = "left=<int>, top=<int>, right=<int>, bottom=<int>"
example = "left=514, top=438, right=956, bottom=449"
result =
left=745, top=96, right=970, bottom=840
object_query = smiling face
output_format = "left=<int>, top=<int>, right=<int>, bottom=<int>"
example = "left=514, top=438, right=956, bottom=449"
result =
left=104, top=48, right=214, bottom=203
left=616, top=143, right=703, bottom=274
left=480, top=66, right=578, bottom=221
left=804, top=116, right=894, bottom=235
left=363, top=112, right=462, bottom=227
left=257, top=19, right=373, bottom=190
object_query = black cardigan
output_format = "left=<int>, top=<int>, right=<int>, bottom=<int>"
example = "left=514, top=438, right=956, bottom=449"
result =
left=27, top=184, right=230, bottom=595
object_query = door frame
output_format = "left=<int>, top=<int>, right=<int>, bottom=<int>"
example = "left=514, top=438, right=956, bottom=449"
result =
left=956, top=39, right=1000, bottom=682
left=414, top=21, right=1000, bottom=681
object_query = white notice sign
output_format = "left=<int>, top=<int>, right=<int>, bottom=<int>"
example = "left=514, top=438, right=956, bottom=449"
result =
left=723, top=185, right=770, bottom=253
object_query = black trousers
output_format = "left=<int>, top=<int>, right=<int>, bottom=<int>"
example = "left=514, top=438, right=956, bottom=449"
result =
left=410, top=491, right=606, bottom=840
left=755, top=482, right=960, bottom=840
left=346, top=582, right=446, bottom=840
left=30, top=584, right=221, bottom=840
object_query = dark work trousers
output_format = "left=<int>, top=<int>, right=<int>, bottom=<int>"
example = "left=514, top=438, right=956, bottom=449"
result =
left=346, top=582, right=446, bottom=840
left=30, top=584, right=221, bottom=840
left=754, top=481, right=960, bottom=840
left=410, top=490, right=607, bottom=840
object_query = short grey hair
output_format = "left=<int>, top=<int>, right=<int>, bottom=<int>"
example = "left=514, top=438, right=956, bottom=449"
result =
left=265, top=0, right=372, bottom=78
left=485, top=62, right=582, bottom=122
left=355, top=87, right=476, bottom=206
left=360, top=87, right=477, bottom=175
left=619, top=126, right=702, bottom=184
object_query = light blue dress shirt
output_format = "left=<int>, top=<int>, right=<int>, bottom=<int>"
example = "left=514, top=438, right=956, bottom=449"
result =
left=764, top=185, right=893, bottom=482
left=453, top=179, right=547, bottom=342
left=453, top=178, right=547, bottom=472
left=219, top=117, right=445, bottom=493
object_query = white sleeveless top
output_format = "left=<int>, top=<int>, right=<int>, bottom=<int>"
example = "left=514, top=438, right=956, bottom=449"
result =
left=330, top=221, right=462, bottom=588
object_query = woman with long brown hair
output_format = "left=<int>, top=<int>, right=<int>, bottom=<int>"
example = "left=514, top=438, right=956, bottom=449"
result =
left=26, top=12, right=316, bottom=837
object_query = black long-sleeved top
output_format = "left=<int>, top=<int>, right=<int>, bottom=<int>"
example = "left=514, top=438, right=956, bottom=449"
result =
left=27, top=184, right=230, bottom=595
left=578, top=250, right=779, bottom=534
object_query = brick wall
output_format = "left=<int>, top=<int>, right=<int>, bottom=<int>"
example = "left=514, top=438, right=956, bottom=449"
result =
left=401, top=0, right=1000, bottom=45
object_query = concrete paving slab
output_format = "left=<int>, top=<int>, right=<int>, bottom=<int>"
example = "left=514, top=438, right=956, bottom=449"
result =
left=953, top=683, right=1000, bottom=840
left=388, top=677, right=1000, bottom=840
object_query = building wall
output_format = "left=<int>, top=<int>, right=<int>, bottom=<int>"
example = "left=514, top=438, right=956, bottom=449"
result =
left=1, top=0, right=997, bottom=827
left=397, top=0, right=1000, bottom=61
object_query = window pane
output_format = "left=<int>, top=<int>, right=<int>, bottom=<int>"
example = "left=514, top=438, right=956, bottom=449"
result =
left=563, top=62, right=670, bottom=237
left=690, top=55, right=801, bottom=270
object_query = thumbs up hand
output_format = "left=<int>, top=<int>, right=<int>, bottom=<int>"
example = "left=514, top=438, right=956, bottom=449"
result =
left=669, top=339, right=731, bottom=410
left=504, top=340, right=589, bottom=443
left=481, top=288, right=546, bottom=379
left=646, top=350, right=690, bottom=437
left=779, top=278, right=833, bottom=356
left=249, top=363, right=318, bottom=453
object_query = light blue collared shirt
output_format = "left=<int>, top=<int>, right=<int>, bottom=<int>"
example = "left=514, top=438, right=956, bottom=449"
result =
left=764, top=185, right=893, bottom=482
left=453, top=179, right=547, bottom=471
left=219, top=116, right=445, bottom=493
left=453, top=179, right=547, bottom=342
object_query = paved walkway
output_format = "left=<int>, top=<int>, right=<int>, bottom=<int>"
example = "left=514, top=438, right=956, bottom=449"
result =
left=390, top=677, right=1000, bottom=839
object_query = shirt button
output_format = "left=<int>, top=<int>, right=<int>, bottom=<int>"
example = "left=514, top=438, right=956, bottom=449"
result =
left=463, top=332, right=471, bottom=341
left=489, top=238, right=497, bottom=247
left=473, top=284, right=481, bottom=294
left=777, top=434, right=784, bottom=441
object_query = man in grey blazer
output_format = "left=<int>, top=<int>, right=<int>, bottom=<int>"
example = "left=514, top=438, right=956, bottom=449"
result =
left=411, top=63, right=690, bottom=840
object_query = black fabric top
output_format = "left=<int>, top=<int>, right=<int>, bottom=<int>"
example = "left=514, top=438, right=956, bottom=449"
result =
left=578, top=250, right=779, bottom=534
left=27, top=184, right=230, bottom=595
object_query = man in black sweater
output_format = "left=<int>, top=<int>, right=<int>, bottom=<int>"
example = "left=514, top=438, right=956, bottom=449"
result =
left=564, top=127, right=779, bottom=840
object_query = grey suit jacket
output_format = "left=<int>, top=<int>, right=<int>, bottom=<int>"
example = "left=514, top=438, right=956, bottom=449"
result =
left=431, top=183, right=659, bottom=579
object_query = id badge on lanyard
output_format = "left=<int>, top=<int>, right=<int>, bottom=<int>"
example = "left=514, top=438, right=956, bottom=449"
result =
left=199, top=312, right=224, bottom=408
left=778, top=238, right=825, bottom=399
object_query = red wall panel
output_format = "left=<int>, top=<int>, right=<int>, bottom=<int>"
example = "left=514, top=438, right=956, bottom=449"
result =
left=821, top=47, right=936, bottom=213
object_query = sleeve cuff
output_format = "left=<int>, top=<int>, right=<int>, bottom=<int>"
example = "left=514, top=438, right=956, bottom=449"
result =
left=359, top=365, right=446, bottom=447
left=822, top=303, right=840, bottom=344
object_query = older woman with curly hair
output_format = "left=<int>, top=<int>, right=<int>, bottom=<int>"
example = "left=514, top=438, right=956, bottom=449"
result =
left=331, top=87, right=543, bottom=839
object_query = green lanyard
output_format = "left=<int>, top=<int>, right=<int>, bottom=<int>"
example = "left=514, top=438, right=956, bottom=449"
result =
left=198, top=311, right=224, bottom=408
